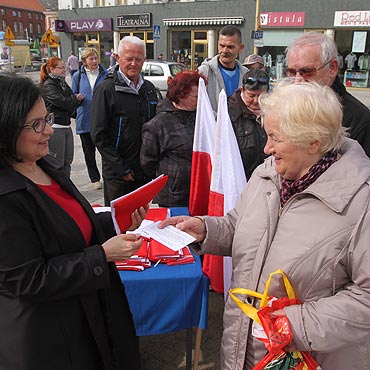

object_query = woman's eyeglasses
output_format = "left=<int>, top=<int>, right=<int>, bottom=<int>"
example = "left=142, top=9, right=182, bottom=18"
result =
left=23, top=113, right=54, bottom=133
left=244, top=77, right=269, bottom=86
left=285, top=60, right=332, bottom=78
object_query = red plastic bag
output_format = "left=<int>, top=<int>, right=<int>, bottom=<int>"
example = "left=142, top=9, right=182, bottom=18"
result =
left=257, top=297, right=301, bottom=354
left=229, top=270, right=322, bottom=370
left=253, top=351, right=322, bottom=370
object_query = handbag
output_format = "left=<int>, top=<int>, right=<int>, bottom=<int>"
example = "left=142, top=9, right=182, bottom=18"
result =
left=229, top=269, right=322, bottom=370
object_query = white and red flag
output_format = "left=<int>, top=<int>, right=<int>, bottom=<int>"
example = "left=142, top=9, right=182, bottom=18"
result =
left=189, top=79, right=246, bottom=294
left=206, top=89, right=246, bottom=295
left=188, top=78, right=216, bottom=216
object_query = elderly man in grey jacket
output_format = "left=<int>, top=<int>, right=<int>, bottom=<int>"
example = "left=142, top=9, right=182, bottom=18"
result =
left=198, top=25, right=247, bottom=113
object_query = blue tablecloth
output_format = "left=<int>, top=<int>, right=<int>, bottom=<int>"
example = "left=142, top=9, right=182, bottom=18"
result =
left=119, top=207, right=209, bottom=336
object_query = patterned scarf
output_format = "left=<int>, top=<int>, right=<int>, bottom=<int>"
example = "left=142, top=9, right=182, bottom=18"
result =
left=280, top=152, right=337, bottom=207
left=49, top=74, right=68, bottom=92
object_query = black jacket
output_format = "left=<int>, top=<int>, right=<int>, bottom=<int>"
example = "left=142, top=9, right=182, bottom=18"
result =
left=141, top=99, right=196, bottom=207
left=91, top=67, right=158, bottom=180
left=42, top=76, right=80, bottom=126
left=332, top=76, right=370, bottom=157
left=0, top=157, right=140, bottom=370
left=228, top=89, right=267, bottom=180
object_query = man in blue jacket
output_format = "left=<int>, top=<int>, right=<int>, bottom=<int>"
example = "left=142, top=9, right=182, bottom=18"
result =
left=91, top=36, right=158, bottom=205
left=72, top=47, right=108, bottom=190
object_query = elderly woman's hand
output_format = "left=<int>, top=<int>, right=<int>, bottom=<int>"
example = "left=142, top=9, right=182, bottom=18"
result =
left=159, top=216, right=206, bottom=243
left=126, top=205, right=148, bottom=231
left=102, top=233, right=143, bottom=262
left=270, top=308, right=297, bottom=352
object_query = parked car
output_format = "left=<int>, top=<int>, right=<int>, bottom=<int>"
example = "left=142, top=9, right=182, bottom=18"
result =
left=30, top=51, right=42, bottom=71
left=141, top=60, right=186, bottom=98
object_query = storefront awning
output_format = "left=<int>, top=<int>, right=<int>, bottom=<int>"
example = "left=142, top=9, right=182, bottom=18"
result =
left=163, top=17, right=244, bottom=27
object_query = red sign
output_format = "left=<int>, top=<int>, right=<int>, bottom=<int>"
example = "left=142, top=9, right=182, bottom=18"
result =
left=260, top=12, right=305, bottom=27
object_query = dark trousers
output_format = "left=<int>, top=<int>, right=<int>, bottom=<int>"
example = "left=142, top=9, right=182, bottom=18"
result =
left=79, top=133, right=101, bottom=183
left=103, top=177, right=148, bottom=206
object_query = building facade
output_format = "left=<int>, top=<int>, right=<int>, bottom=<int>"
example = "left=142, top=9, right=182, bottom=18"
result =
left=56, top=0, right=370, bottom=87
left=0, top=0, right=46, bottom=42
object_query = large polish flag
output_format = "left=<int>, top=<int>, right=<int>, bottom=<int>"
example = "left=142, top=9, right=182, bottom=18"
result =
left=189, top=78, right=246, bottom=294
left=188, top=78, right=216, bottom=216
left=205, top=90, right=247, bottom=294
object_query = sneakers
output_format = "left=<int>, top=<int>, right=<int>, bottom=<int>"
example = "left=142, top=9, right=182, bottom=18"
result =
left=92, top=181, right=102, bottom=190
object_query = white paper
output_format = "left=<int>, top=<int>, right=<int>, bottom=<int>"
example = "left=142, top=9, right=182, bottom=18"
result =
left=92, top=206, right=111, bottom=214
left=138, top=221, right=196, bottom=251
left=126, top=219, right=155, bottom=235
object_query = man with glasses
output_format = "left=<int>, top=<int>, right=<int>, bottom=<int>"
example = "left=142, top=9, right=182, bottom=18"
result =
left=91, top=36, right=158, bottom=205
left=286, top=31, right=370, bottom=157
left=198, top=25, right=247, bottom=113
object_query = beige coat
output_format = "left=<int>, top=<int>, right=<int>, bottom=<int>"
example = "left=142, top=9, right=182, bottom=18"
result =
left=201, top=138, right=370, bottom=370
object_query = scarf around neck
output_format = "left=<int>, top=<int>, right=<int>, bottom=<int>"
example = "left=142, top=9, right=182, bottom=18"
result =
left=280, top=151, right=337, bottom=207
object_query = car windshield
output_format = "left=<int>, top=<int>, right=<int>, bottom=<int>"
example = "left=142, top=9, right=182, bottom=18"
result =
left=169, top=64, right=185, bottom=77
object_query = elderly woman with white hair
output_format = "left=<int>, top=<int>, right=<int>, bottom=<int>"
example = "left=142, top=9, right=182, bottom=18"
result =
left=160, top=81, right=370, bottom=370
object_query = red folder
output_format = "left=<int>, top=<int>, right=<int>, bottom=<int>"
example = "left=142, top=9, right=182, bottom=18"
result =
left=148, top=239, right=182, bottom=262
left=111, top=175, right=168, bottom=234
left=145, top=207, right=169, bottom=222
left=148, top=240, right=195, bottom=265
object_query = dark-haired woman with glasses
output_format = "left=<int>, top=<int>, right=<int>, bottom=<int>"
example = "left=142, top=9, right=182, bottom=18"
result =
left=227, top=68, right=269, bottom=179
left=0, top=75, right=145, bottom=370
left=40, top=56, right=84, bottom=178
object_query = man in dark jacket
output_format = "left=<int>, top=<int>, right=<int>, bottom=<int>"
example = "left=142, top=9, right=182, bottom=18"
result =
left=286, top=31, right=370, bottom=157
left=91, top=36, right=158, bottom=205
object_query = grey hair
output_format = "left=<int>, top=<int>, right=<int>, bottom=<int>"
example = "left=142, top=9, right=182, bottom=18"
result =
left=259, top=79, right=346, bottom=154
left=118, top=36, right=146, bottom=56
left=285, top=31, right=338, bottom=66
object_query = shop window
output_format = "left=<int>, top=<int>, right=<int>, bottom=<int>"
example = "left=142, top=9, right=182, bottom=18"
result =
left=194, top=31, right=207, bottom=40
left=87, top=33, right=99, bottom=42
left=133, top=32, right=144, bottom=40
left=119, top=31, right=154, bottom=59
left=99, top=31, right=113, bottom=68
left=170, top=30, right=191, bottom=68
left=170, top=30, right=208, bottom=70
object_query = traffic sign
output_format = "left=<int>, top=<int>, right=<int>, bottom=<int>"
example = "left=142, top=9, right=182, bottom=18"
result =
left=41, top=29, right=57, bottom=44
left=4, top=26, right=15, bottom=40
left=5, top=40, right=14, bottom=46
left=153, top=25, right=160, bottom=40
left=251, top=30, right=263, bottom=39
